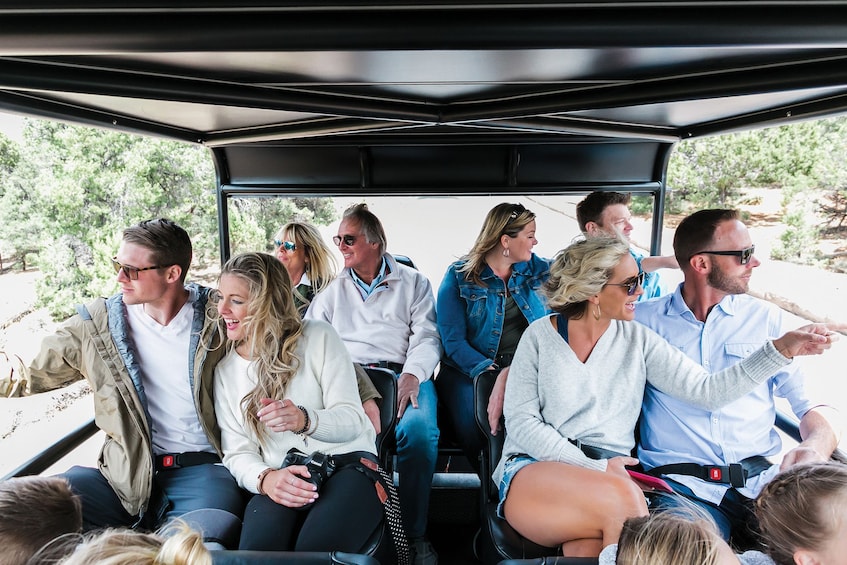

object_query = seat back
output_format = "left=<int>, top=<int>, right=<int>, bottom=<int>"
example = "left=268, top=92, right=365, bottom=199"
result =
left=212, top=551, right=380, bottom=564
left=363, top=366, right=398, bottom=469
left=392, top=254, right=417, bottom=269
left=474, top=370, right=503, bottom=502
left=497, top=559, right=599, bottom=565
left=473, top=373, right=561, bottom=565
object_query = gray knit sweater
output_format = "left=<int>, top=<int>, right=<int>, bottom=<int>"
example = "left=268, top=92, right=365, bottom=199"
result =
left=493, top=315, right=790, bottom=482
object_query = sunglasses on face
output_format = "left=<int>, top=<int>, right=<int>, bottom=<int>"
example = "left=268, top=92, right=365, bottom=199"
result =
left=605, top=271, right=645, bottom=296
left=111, top=257, right=163, bottom=280
left=274, top=240, right=296, bottom=251
left=332, top=234, right=357, bottom=247
left=691, top=245, right=755, bottom=265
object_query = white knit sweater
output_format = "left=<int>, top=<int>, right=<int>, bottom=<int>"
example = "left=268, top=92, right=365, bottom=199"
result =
left=494, top=315, right=790, bottom=482
left=214, top=319, right=376, bottom=493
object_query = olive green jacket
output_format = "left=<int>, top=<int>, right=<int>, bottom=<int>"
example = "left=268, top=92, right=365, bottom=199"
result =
left=1, top=284, right=226, bottom=518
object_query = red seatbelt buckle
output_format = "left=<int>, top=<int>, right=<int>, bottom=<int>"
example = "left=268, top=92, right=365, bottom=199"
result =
left=709, top=467, right=723, bottom=481
left=162, top=455, right=175, bottom=468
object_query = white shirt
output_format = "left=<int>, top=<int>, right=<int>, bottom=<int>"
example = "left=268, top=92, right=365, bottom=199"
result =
left=127, top=293, right=214, bottom=455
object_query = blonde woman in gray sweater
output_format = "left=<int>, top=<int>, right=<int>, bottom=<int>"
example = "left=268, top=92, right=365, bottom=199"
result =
left=493, top=236, right=841, bottom=559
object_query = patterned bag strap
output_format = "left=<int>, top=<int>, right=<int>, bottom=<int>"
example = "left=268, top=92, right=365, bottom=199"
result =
left=357, top=457, right=411, bottom=565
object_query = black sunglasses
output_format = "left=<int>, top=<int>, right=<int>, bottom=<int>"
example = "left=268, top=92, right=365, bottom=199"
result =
left=274, top=240, right=296, bottom=251
left=691, top=245, right=755, bottom=265
left=111, top=257, right=163, bottom=280
left=605, top=271, right=645, bottom=296
left=508, top=203, right=526, bottom=220
left=332, top=234, right=357, bottom=247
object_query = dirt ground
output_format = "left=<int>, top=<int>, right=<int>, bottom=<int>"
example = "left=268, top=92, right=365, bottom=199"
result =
left=2, top=191, right=847, bottom=477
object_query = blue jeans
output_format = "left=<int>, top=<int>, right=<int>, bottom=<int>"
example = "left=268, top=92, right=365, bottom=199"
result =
left=651, top=478, right=760, bottom=551
left=395, top=378, right=440, bottom=539
left=435, top=363, right=484, bottom=475
left=61, top=463, right=244, bottom=545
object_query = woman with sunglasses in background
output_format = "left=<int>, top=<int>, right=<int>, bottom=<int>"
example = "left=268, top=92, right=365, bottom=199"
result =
left=435, top=202, right=551, bottom=476
left=493, top=235, right=840, bottom=559
left=273, top=221, right=383, bottom=434
left=273, top=222, right=337, bottom=317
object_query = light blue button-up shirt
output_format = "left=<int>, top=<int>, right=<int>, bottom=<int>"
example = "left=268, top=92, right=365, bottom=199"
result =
left=635, top=284, right=814, bottom=502
left=630, top=249, right=664, bottom=301
left=350, top=256, right=388, bottom=299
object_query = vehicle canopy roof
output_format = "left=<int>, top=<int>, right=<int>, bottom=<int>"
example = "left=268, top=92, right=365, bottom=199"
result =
left=2, top=1, right=846, bottom=253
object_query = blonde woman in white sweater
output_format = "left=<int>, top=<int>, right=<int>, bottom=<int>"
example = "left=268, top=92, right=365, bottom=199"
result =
left=494, top=236, right=841, bottom=559
left=212, top=252, right=383, bottom=552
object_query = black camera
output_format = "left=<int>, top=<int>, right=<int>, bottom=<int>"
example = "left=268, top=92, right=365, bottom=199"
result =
left=281, top=448, right=337, bottom=493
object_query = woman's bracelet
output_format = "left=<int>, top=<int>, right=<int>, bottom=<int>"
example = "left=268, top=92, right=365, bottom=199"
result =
left=294, top=405, right=310, bottom=435
left=257, top=467, right=273, bottom=495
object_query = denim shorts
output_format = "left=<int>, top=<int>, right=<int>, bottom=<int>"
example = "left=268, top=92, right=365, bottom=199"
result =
left=496, top=453, right=537, bottom=519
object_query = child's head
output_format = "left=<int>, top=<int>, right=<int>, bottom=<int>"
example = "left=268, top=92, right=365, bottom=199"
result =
left=0, top=476, right=82, bottom=565
left=755, top=462, right=847, bottom=565
left=58, top=520, right=211, bottom=565
left=615, top=507, right=739, bottom=565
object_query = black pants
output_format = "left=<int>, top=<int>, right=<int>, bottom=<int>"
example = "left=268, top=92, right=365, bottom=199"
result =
left=239, top=465, right=384, bottom=552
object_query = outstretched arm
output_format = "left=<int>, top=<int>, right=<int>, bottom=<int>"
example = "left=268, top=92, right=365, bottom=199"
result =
left=773, top=322, right=845, bottom=359
left=640, top=254, right=679, bottom=273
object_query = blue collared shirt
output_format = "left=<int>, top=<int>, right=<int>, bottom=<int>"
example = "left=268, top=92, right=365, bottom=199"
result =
left=630, top=249, right=664, bottom=301
left=350, top=256, right=388, bottom=299
left=634, top=284, right=814, bottom=501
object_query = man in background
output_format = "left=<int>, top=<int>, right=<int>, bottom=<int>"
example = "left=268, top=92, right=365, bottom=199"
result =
left=576, top=190, right=678, bottom=300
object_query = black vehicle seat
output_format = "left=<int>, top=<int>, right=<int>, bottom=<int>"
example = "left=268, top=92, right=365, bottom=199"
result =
left=211, top=551, right=380, bottom=565
left=473, top=372, right=561, bottom=564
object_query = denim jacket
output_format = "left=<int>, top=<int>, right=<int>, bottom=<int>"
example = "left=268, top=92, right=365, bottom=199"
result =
left=436, top=253, right=551, bottom=378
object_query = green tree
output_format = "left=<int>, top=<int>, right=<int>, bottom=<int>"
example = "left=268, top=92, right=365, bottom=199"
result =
left=227, top=196, right=337, bottom=256
left=14, top=121, right=220, bottom=317
left=667, top=132, right=766, bottom=212
left=0, top=132, right=35, bottom=270
left=0, top=120, right=335, bottom=319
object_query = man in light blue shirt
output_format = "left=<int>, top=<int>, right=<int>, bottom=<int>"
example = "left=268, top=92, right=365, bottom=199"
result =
left=635, top=208, right=839, bottom=550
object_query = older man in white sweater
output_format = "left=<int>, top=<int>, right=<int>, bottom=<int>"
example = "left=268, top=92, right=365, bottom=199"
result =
left=306, top=203, right=442, bottom=565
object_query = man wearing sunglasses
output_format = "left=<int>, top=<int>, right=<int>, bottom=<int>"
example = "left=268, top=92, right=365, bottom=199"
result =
left=634, top=209, right=840, bottom=550
left=0, top=218, right=243, bottom=549
left=576, top=191, right=679, bottom=301
left=306, top=203, right=442, bottom=565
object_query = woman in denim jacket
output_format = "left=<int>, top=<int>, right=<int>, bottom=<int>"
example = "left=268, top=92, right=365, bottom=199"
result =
left=436, top=203, right=551, bottom=474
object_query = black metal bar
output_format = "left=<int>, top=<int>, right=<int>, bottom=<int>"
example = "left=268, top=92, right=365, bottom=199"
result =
left=443, top=55, right=847, bottom=124
left=650, top=143, right=675, bottom=256
left=0, top=59, right=437, bottom=124
left=0, top=4, right=846, bottom=52
left=218, top=181, right=663, bottom=198
left=2, top=418, right=98, bottom=481
left=0, top=90, right=201, bottom=144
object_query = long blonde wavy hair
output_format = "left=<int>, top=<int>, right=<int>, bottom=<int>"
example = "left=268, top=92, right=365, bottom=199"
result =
left=216, top=252, right=304, bottom=445
left=458, top=202, right=536, bottom=286
left=275, top=221, right=338, bottom=313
